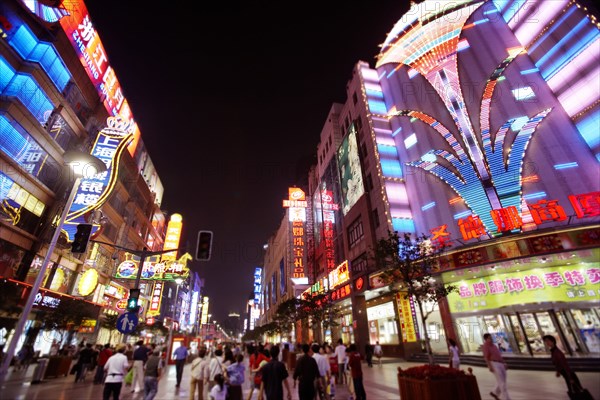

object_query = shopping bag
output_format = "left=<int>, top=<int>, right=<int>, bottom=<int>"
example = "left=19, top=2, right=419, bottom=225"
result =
left=124, top=368, right=134, bottom=385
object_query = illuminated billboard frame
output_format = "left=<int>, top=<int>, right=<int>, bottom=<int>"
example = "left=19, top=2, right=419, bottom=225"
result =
left=337, top=124, right=365, bottom=215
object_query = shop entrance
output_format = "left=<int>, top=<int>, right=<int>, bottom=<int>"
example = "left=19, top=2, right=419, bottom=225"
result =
left=455, top=307, right=599, bottom=356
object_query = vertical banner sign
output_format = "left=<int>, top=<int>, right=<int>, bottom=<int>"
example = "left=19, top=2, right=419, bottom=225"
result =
left=63, top=116, right=133, bottom=241
left=56, top=0, right=141, bottom=155
left=200, top=297, right=209, bottom=325
left=283, top=188, right=308, bottom=284
left=396, top=292, right=418, bottom=342
left=321, top=189, right=339, bottom=271
left=147, top=282, right=164, bottom=316
left=162, top=214, right=183, bottom=261
left=253, top=267, right=262, bottom=305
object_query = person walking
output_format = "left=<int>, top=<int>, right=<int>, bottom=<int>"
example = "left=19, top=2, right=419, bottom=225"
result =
left=293, top=344, right=320, bottom=400
left=258, top=345, right=292, bottom=400
left=334, top=339, right=347, bottom=385
left=311, top=344, right=330, bottom=400
left=95, top=344, right=113, bottom=384
left=190, top=348, right=209, bottom=400
left=208, top=349, right=225, bottom=392
left=364, top=342, right=373, bottom=368
left=248, top=346, right=270, bottom=400
left=75, top=343, right=95, bottom=382
left=483, top=333, right=511, bottom=400
left=373, top=342, right=383, bottom=366
left=542, top=335, right=583, bottom=395
left=448, top=338, right=460, bottom=370
left=174, top=344, right=188, bottom=388
left=143, top=349, right=162, bottom=400
left=225, top=354, right=245, bottom=400
left=103, top=344, right=130, bottom=400
left=132, top=340, right=149, bottom=393
left=347, top=344, right=366, bottom=400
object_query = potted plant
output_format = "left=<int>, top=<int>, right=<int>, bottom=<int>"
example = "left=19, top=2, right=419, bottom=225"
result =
left=373, top=231, right=481, bottom=400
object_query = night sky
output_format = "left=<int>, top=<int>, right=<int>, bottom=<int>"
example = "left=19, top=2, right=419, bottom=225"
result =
left=84, top=0, right=411, bottom=322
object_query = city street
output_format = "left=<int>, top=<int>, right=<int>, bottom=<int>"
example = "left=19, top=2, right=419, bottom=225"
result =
left=2, top=358, right=599, bottom=399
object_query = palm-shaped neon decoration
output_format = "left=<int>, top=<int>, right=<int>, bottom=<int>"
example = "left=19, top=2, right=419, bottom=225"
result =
left=376, top=1, right=552, bottom=234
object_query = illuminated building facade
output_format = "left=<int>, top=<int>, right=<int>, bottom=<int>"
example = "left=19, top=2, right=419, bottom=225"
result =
left=368, top=0, right=600, bottom=357
left=0, top=0, right=167, bottom=350
left=254, top=0, right=599, bottom=359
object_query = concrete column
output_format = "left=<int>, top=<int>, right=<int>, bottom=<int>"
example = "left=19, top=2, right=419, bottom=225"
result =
left=351, top=295, right=369, bottom=356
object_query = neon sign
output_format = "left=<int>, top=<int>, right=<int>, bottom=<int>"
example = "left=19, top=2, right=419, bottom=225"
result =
left=162, top=213, right=183, bottom=261
left=253, top=267, right=262, bottom=304
left=284, top=188, right=308, bottom=284
left=63, top=116, right=133, bottom=241
left=329, top=261, right=350, bottom=289
left=115, top=253, right=191, bottom=281
left=147, top=282, right=164, bottom=316
left=322, top=189, right=338, bottom=271
left=54, top=0, right=141, bottom=155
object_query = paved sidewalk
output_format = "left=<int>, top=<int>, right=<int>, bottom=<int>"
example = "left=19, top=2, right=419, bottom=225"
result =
left=1, top=358, right=599, bottom=399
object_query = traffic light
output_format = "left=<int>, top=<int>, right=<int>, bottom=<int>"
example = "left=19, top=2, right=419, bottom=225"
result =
left=71, top=223, right=93, bottom=253
left=196, top=230, right=213, bottom=261
left=127, top=288, right=140, bottom=313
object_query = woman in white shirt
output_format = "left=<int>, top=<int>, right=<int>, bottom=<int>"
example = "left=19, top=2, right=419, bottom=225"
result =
left=210, top=373, right=228, bottom=400
left=448, top=338, right=460, bottom=370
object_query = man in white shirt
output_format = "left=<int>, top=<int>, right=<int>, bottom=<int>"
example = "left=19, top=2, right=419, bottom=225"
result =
left=311, top=344, right=330, bottom=400
left=334, top=339, right=347, bottom=385
left=207, top=349, right=224, bottom=392
left=190, top=347, right=209, bottom=400
left=103, top=344, right=130, bottom=400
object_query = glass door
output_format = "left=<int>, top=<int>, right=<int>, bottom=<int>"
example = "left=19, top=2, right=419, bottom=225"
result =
left=520, top=313, right=544, bottom=353
left=509, top=314, right=527, bottom=354
left=556, top=310, right=583, bottom=353
left=535, top=311, right=563, bottom=353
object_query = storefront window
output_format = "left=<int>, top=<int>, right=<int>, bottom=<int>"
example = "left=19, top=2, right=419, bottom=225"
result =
left=367, top=302, right=399, bottom=344
left=571, top=309, right=600, bottom=353
left=414, top=303, right=447, bottom=353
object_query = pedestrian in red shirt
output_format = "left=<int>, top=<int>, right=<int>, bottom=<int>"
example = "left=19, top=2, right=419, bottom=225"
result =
left=482, top=333, right=511, bottom=400
left=346, top=345, right=366, bottom=400
left=94, top=344, right=113, bottom=384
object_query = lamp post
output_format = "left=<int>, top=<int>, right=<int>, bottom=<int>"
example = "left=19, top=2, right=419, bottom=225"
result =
left=165, top=277, right=184, bottom=367
left=0, top=151, right=107, bottom=383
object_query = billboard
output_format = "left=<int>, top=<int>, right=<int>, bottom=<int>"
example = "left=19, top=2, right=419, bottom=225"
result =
left=253, top=267, right=262, bottom=305
left=114, top=253, right=191, bottom=281
left=337, top=124, right=364, bottom=215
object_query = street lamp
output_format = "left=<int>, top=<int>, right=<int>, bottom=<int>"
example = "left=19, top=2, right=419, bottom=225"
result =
left=0, top=151, right=106, bottom=383
left=165, top=277, right=184, bottom=366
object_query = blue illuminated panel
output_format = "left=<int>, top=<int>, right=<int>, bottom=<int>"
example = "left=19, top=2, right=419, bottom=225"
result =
left=553, top=162, right=579, bottom=170
left=8, top=25, right=71, bottom=92
left=392, top=218, right=415, bottom=233
left=523, top=192, right=547, bottom=200
left=0, top=57, right=54, bottom=124
left=576, top=110, right=600, bottom=148
left=421, top=202, right=436, bottom=211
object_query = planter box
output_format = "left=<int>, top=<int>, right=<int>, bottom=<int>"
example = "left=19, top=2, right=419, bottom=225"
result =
left=398, top=367, right=481, bottom=400
left=44, top=356, right=72, bottom=378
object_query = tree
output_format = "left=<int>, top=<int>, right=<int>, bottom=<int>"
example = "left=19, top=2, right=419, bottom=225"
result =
left=272, top=298, right=303, bottom=340
left=302, top=293, right=340, bottom=342
left=99, top=314, right=120, bottom=345
left=373, top=231, right=456, bottom=365
left=42, top=297, right=98, bottom=345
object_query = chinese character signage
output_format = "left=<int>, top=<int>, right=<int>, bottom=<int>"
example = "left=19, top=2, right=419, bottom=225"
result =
left=396, top=293, right=418, bottom=342
left=321, top=189, right=338, bottom=271
left=63, top=116, right=133, bottom=241
left=162, top=213, right=183, bottom=261
left=147, top=282, right=164, bottom=316
left=254, top=267, right=262, bottom=305
left=447, top=265, right=600, bottom=313
left=201, top=297, right=209, bottom=325
left=284, top=188, right=308, bottom=284
left=329, top=260, right=350, bottom=289
left=115, top=252, right=191, bottom=281
left=57, top=0, right=141, bottom=154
